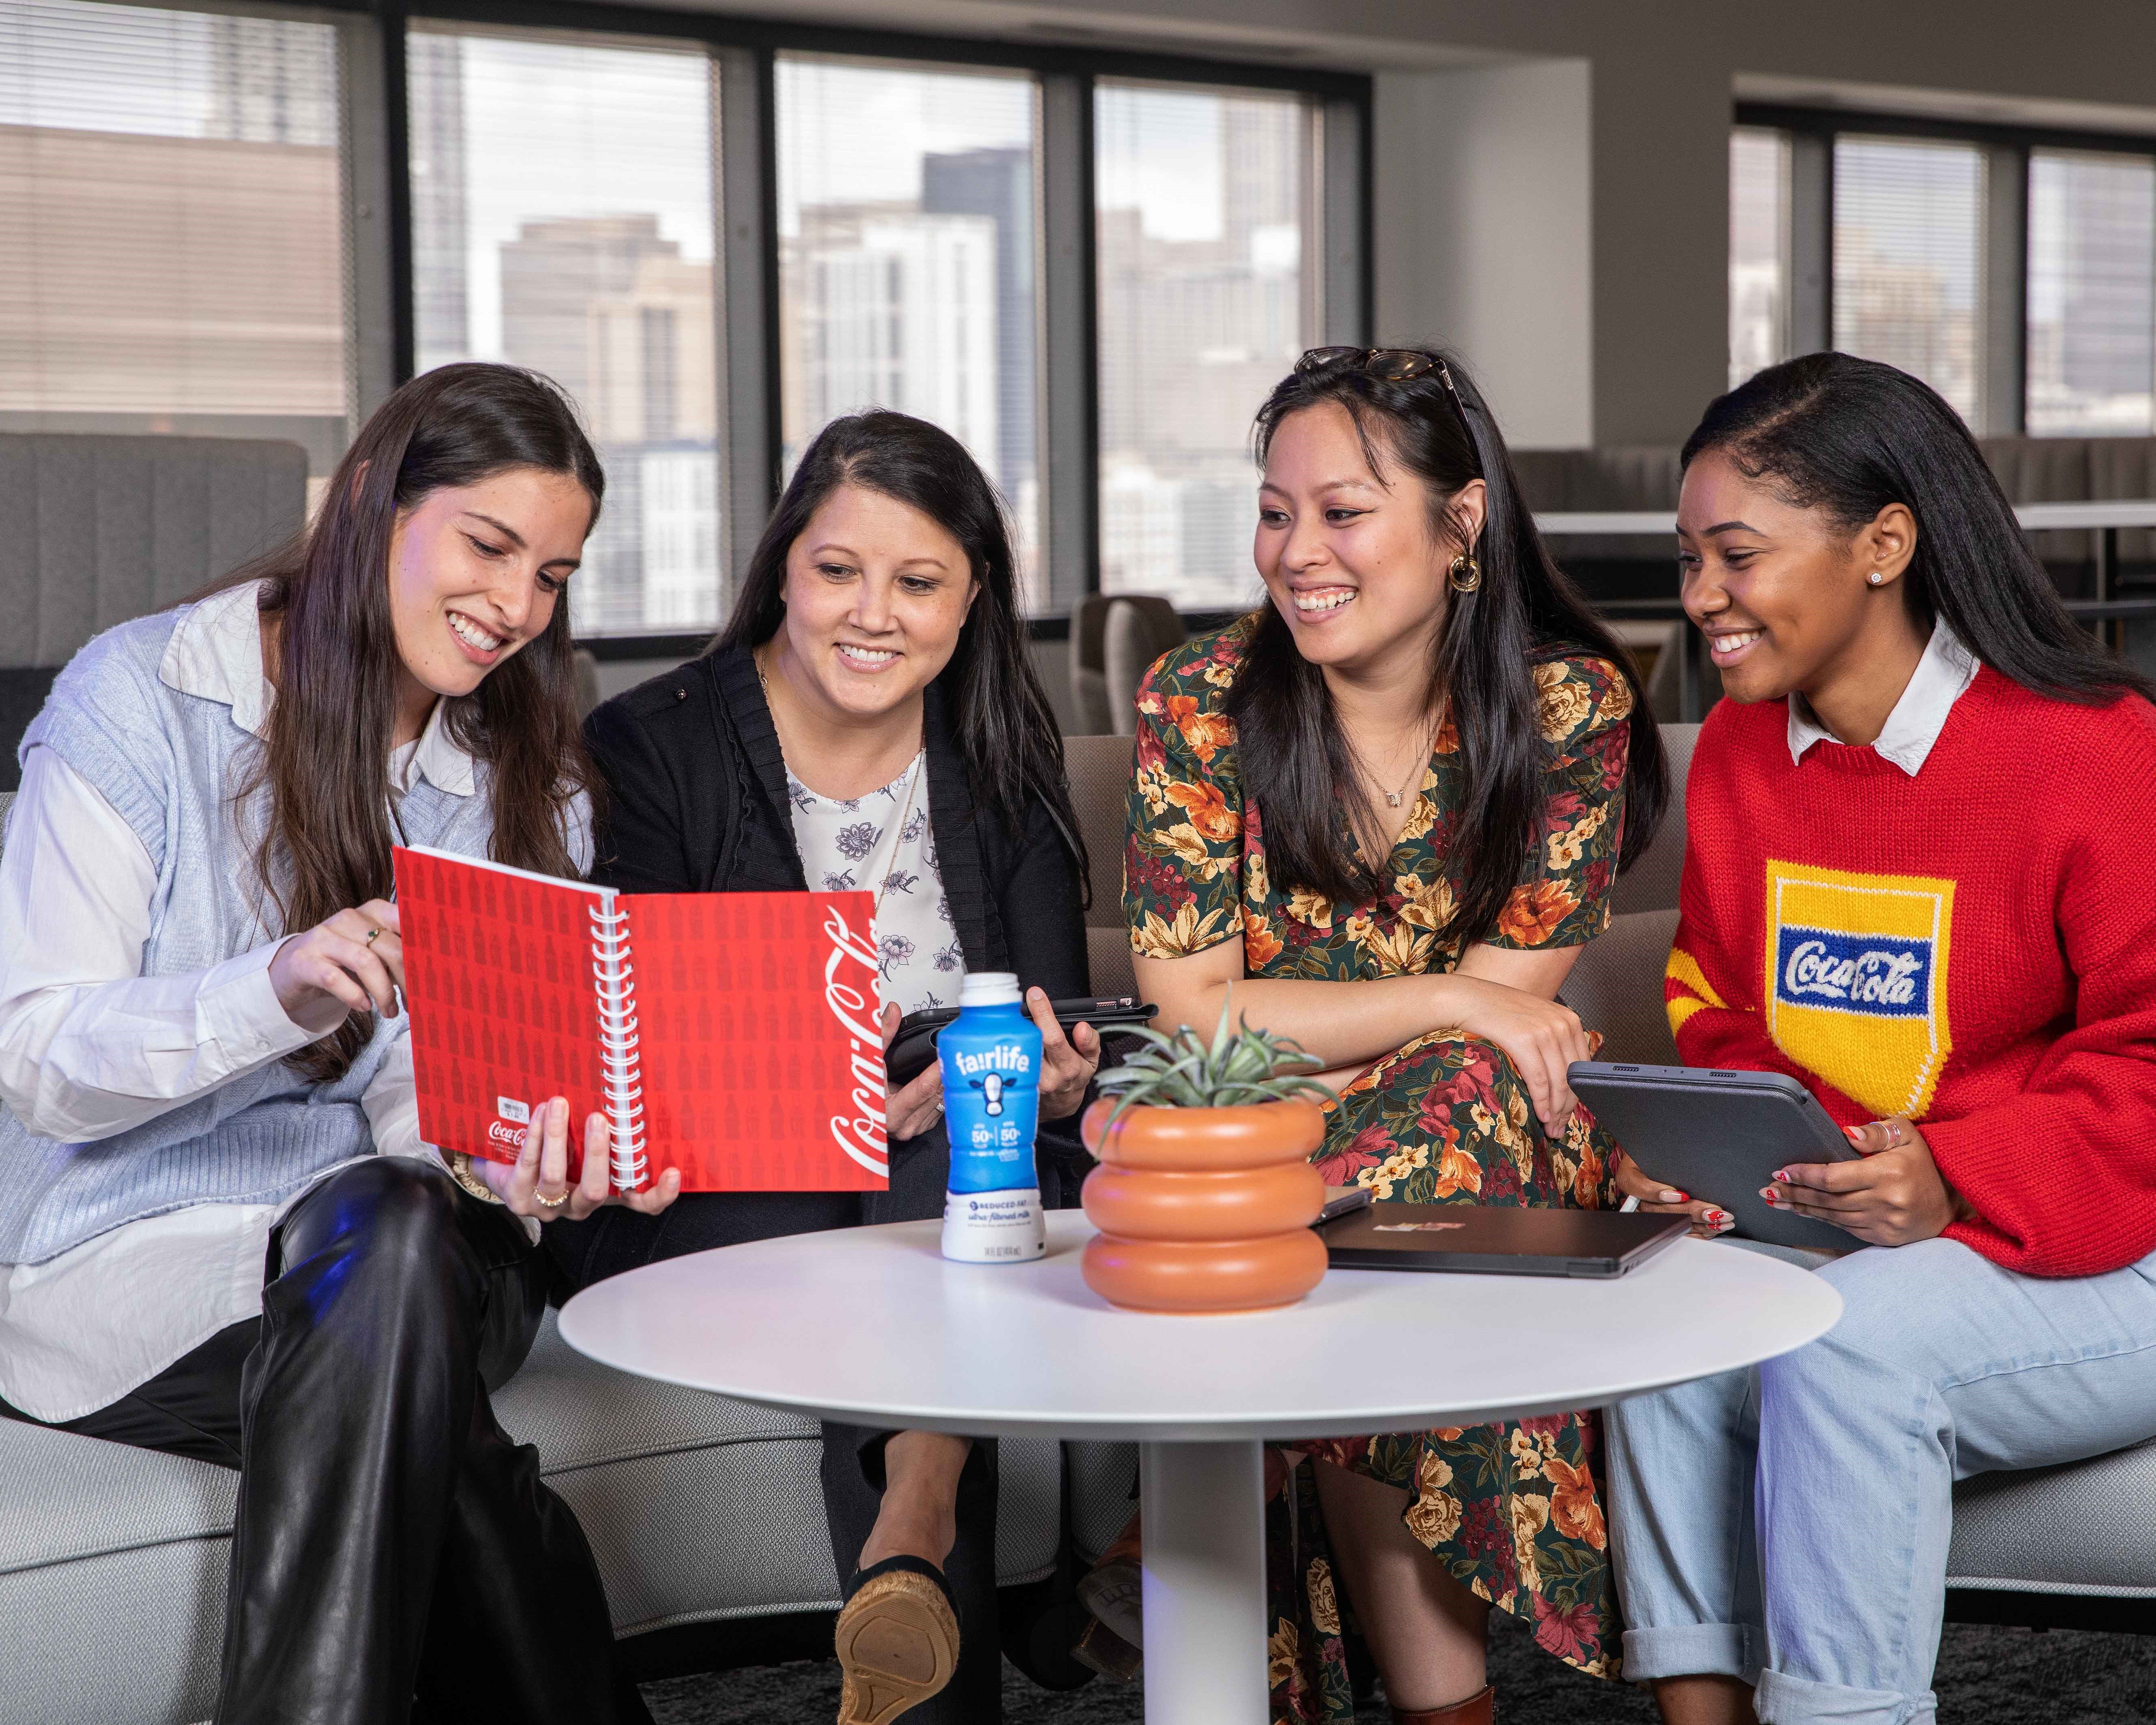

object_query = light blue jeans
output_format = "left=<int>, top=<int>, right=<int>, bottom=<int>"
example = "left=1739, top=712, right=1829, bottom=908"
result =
left=1605, top=1236, right=2156, bottom=1725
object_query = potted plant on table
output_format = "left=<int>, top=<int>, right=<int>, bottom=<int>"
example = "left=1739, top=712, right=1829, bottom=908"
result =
left=1080, top=1001, right=1336, bottom=1313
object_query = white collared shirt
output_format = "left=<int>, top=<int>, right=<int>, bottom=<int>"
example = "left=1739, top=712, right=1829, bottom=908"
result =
left=0, top=582, right=469, bottom=1421
left=1786, top=620, right=1979, bottom=776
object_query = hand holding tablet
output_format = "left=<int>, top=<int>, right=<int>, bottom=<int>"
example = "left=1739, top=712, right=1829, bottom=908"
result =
left=1567, top=1061, right=1861, bottom=1253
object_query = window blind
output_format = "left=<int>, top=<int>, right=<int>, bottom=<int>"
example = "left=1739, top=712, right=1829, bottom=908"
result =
left=1833, top=135, right=1986, bottom=424
left=1729, top=127, right=1790, bottom=389
left=775, top=53, right=1042, bottom=605
left=0, top=0, right=351, bottom=471
left=1095, top=81, right=1319, bottom=608
left=407, top=23, right=724, bottom=634
left=2027, top=147, right=2156, bottom=436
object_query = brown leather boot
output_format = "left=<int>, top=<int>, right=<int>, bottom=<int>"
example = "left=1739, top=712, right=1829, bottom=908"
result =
left=1392, top=1683, right=1495, bottom=1725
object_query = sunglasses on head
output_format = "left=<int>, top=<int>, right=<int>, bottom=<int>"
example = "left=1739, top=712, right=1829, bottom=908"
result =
left=1294, top=348, right=1471, bottom=418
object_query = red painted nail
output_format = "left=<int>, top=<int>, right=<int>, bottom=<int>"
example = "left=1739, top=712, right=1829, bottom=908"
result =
left=1773, top=1169, right=1791, bottom=1183
left=1844, top=1126, right=1865, bottom=1142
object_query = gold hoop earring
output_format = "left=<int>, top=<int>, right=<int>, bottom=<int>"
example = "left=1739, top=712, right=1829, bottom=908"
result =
left=1448, top=554, right=1482, bottom=594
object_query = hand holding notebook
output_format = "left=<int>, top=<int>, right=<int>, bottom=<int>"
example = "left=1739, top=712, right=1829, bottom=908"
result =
left=395, top=846, right=893, bottom=1194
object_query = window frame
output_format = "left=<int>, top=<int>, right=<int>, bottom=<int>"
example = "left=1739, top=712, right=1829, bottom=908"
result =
left=353, top=0, right=1373, bottom=652
left=1736, top=100, right=2156, bottom=440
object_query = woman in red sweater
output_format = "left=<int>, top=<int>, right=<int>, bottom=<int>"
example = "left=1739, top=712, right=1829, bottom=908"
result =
left=1605, top=352, right=2156, bottom=1725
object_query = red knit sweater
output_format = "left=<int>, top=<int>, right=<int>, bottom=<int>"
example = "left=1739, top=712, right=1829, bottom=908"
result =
left=1666, top=667, right=2156, bottom=1277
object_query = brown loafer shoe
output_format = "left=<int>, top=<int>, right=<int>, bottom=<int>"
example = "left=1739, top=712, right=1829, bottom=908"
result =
left=835, top=1555, right=961, bottom=1725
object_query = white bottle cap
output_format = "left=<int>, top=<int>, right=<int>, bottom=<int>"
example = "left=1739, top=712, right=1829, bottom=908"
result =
left=958, top=971, right=1022, bottom=1007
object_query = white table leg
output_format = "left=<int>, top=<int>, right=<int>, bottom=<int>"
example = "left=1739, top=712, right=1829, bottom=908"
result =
left=1138, top=1438, right=1269, bottom=1725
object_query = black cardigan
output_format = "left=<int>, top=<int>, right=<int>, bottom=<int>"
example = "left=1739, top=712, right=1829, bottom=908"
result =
left=582, top=643, right=1093, bottom=1216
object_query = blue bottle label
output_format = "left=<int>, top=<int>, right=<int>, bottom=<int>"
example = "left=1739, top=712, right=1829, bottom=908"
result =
left=938, top=1003, right=1042, bottom=1196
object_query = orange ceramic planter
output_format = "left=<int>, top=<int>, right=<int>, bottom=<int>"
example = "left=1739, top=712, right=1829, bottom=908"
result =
left=1080, top=1229, right=1330, bottom=1313
left=1081, top=1162, right=1326, bottom=1241
left=1079, top=1099, right=1330, bottom=1313
left=1081, top=1099, right=1325, bottom=1171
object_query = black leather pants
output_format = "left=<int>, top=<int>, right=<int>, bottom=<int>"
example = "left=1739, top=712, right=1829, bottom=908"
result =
left=4, top=1157, right=649, bottom=1725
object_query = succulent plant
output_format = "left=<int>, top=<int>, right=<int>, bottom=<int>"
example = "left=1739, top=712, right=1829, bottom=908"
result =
left=1094, top=990, right=1333, bottom=1121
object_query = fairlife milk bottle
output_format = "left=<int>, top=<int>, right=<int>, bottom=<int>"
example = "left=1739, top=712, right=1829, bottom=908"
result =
left=938, top=972, right=1047, bottom=1263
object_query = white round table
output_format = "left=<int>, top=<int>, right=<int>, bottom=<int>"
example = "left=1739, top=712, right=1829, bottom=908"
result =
left=560, top=1212, right=1841, bottom=1724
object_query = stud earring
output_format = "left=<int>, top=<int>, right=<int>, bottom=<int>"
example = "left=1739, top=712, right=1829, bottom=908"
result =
left=1867, top=571, right=1884, bottom=585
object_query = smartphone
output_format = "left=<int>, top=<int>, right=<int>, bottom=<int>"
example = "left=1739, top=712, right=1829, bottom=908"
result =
left=885, top=995, right=1157, bottom=1086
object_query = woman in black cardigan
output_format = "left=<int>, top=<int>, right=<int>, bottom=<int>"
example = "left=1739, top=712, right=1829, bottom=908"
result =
left=549, top=411, right=1099, bottom=1725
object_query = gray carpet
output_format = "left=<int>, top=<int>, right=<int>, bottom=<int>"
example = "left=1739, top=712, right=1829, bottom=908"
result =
left=644, top=1612, right=2156, bottom=1722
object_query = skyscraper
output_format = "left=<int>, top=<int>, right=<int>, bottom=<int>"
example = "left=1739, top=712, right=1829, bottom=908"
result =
left=923, top=147, right=1036, bottom=510
left=498, top=214, right=679, bottom=416
left=794, top=207, right=999, bottom=480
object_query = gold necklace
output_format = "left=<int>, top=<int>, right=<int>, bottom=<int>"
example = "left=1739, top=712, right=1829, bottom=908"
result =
left=1361, top=714, right=1436, bottom=811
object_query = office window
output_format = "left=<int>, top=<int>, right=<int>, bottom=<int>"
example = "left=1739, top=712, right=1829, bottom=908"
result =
left=0, top=0, right=351, bottom=473
left=774, top=55, right=1041, bottom=603
left=408, top=25, right=723, bottom=635
left=1096, top=81, right=1321, bottom=609
left=2027, top=148, right=2156, bottom=435
left=1833, top=136, right=1986, bottom=424
left=1729, top=127, right=1791, bottom=389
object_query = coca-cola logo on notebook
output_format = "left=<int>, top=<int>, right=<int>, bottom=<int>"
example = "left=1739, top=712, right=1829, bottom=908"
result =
left=821, top=904, right=890, bottom=1178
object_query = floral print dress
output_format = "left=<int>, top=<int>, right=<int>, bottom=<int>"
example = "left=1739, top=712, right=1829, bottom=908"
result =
left=1123, top=620, right=1636, bottom=1720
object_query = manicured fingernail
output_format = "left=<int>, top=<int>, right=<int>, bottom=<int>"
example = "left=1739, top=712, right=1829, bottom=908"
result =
left=1759, top=1187, right=1778, bottom=1204
left=1844, top=1125, right=1865, bottom=1142
left=1709, top=1209, right=1731, bottom=1223
left=1772, top=1169, right=1791, bottom=1183
left=1660, top=1190, right=1684, bottom=1204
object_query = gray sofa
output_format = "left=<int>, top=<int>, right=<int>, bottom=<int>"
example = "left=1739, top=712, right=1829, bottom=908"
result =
left=0, top=433, right=312, bottom=792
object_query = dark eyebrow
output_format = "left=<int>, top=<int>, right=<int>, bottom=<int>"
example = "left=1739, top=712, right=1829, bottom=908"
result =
left=460, top=511, right=526, bottom=550
left=804, top=541, right=951, bottom=574
left=1700, top=520, right=1763, bottom=536
left=1258, top=477, right=1382, bottom=497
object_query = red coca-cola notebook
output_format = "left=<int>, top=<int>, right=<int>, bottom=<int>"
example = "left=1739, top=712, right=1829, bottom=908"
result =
left=394, top=845, right=889, bottom=1192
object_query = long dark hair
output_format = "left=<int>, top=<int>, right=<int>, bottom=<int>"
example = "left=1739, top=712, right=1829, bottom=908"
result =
left=1230, top=348, right=1667, bottom=948
left=1685, top=352, right=2156, bottom=706
left=229, top=362, right=603, bottom=1081
left=712, top=410, right=1082, bottom=872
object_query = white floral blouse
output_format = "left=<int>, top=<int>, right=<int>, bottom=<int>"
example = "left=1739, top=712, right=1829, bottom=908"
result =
left=785, top=753, right=959, bottom=1017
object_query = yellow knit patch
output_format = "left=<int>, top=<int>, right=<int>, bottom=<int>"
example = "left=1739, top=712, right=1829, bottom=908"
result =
left=1763, top=860, right=1955, bottom=1120
left=1664, top=946, right=1728, bottom=1010
left=1667, top=994, right=1710, bottom=1036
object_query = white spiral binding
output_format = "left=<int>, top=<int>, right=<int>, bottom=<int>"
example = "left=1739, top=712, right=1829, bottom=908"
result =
left=588, top=893, right=647, bottom=1191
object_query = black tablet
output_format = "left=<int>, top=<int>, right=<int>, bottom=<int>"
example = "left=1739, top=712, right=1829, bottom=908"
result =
left=1566, top=1061, right=1858, bottom=1253
left=1316, top=1203, right=1688, bottom=1279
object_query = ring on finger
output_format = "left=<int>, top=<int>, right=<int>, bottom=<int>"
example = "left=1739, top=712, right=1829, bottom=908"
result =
left=533, top=1187, right=569, bottom=1209
left=364, top=926, right=384, bottom=946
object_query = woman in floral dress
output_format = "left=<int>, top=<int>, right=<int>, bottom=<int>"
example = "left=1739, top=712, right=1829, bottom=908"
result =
left=1121, top=348, right=1670, bottom=1725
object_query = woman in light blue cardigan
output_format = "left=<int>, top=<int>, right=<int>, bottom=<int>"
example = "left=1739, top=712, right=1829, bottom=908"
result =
left=0, top=364, right=675, bottom=1724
